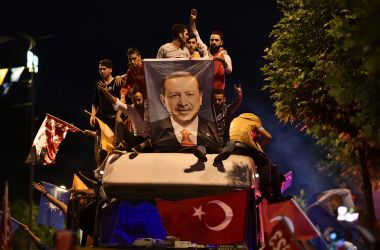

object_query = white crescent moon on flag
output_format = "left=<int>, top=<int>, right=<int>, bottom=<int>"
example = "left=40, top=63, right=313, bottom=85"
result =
left=271, top=215, right=295, bottom=233
left=205, top=200, right=233, bottom=231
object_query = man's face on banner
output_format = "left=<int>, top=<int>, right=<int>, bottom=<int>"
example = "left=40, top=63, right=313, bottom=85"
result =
left=161, top=75, right=202, bottom=127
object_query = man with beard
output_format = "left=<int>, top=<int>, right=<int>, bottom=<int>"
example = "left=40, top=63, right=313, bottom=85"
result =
left=99, top=86, right=150, bottom=152
left=213, top=85, right=242, bottom=144
left=208, top=31, right=232, bottom=90
left=157, top=24, right=191, bottom=58
left=189, top=9, right=232, bottom=90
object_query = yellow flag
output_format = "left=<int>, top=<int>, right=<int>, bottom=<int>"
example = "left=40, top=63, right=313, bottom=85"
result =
left=95, top=117, right=115, bottom=153
left=0, top=68, right=8, bottom=85
left=72, top=174, right=89, bottom=190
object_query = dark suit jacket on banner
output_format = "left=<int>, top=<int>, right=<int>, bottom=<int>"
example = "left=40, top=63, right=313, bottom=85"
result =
left=150, top=116, right=221, bottom=153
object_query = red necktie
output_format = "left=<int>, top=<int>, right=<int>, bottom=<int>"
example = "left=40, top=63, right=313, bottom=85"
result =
left=180, top=129, right=195, bottom=146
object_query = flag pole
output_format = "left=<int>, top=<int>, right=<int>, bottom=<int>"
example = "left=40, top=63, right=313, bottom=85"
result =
left=0, top=211, right=22, bottom=225
left=83, top=109, right=92, bottom=117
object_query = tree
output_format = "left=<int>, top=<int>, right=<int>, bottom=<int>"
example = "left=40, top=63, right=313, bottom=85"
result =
left=11, top=200, right=55, bottom=249
left=261, top=0, right=380, bottom=221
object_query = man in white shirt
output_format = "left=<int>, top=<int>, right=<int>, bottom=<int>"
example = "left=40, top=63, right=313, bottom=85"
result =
left=157, top=24, right=191, bottom=58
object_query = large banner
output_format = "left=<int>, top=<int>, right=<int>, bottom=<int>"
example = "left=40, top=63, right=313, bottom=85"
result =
left=144, top=59, right=221, bottom=153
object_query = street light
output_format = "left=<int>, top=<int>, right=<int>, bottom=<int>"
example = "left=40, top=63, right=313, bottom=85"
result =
left=27, top=50, right=38, bottom=73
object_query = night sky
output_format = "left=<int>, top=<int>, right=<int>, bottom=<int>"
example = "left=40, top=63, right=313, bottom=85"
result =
left=0, top=1, right=335, bottom=202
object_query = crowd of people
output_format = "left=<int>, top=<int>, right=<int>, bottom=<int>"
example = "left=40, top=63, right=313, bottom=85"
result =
left=20, top=8, right=291, bottom=249
left=88, top=9, right=285, bottom=203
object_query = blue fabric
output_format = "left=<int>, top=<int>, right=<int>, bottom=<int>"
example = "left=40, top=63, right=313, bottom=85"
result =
left=305, top=204, right=344, bottom=250
left=99, top=200, right=167, bottom=246
left=36, top=182, right=70, bottom=229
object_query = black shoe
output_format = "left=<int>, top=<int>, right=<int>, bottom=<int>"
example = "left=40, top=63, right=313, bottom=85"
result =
left=129, top=148, right=139, bottom=160
left=184, top=161, right=205, bottom=173
left=191, top=146, right=207, bottom=162
left=213, top=161, right=226, bottom=173
left=214, top=150, right=232, bottom=163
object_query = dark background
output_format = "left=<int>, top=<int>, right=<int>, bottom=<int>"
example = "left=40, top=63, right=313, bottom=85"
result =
left=0, top=0, right=334, bottom=202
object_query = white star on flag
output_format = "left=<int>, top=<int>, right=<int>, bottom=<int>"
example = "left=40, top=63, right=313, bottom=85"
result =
left=193, top=206, right=205, bottom=220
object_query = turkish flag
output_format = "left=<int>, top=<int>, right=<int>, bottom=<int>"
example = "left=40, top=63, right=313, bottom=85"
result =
left=156, top=190, right=249, bottom=244
left=262, top=199, right=320, bottom=241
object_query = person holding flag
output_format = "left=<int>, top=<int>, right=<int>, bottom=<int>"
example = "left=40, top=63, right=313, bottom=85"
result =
left=33, top=176, right=95, bottom=247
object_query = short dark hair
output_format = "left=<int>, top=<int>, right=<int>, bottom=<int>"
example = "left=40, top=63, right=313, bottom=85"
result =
left=99, top=59, right=112, bottom=69
left=130, top=86, right=143, bottom=97
left=127, top=47, right=141, bottom=57
left=213, top=88, right=224, bottom=95
left=211, top=30, right=223, bottom=41
left=188, top=32, right=197, bottom=40
left=171, top=24, right=189, bottom=39
left=161, top=71, right=202, bottom=95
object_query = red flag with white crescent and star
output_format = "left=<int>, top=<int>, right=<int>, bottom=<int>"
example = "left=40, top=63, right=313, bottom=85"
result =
left=262, top=198, right=320, bottom=242
left=25, top=114, right=82, bottom=166
left=156, top=189, right=249, bottom=244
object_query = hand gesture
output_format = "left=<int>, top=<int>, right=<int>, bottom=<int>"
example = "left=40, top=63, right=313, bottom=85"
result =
left=190, top=9, right=197, bottom=21
left=19, top=223, right=30, bottom=232
left=32, top=182, right=46, bottom=194
left=234, top=84, right=242, bottom=96
left=97, top=80, right=106, bottom=89
left=114, top=75, right=125, bottom=86
left=90, top=116, right=97, bottom=127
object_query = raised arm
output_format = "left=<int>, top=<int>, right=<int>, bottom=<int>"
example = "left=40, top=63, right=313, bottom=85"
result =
left=190, top=9, right=208, bottom=57
left=257, top=126, right=272, bottom=146
left=32, top=182, right=68, bottom=215
left=98, top=85, right=117, bottom=105
left=19, top=223, right=49, bottom=250
left=228, top=85, right=243, bottom=114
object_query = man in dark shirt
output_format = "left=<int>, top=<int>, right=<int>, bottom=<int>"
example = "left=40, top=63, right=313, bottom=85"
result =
left=213, top=85, right=242, bottom=144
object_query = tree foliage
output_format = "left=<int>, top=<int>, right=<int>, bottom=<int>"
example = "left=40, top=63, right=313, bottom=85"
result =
left=261, top=0, right=380, bottom=218
left=11, top=200, right=55, bottom=249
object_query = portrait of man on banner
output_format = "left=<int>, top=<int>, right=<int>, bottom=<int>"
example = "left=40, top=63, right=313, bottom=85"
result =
left=144, top=59, right=222, bottom=153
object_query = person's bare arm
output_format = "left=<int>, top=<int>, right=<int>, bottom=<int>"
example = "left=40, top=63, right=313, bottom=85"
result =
left=190, top=9, right=208, bottom=57
left=32, top=182, right=67, bottom=215
left=69, top=188, right=95, bottom=196
left=114, top=73, right=127, bottom=86
left=258, top=126, right=272, bottom=146
left=19, top=223, right=47, bottom=249
left=99, top=86, right=117, bottom=105
left=228, top=85, right=243, bottom=114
